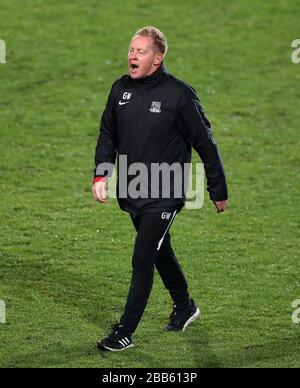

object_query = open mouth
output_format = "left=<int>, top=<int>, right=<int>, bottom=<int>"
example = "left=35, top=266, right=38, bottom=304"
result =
left=130, top=63, right=139, bottom=70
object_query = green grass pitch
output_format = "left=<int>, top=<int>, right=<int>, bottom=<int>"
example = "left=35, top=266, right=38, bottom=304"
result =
left=0, top=0, right=299, bottom=368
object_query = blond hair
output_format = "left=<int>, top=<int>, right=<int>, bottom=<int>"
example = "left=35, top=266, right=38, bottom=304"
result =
left=132, top=26, right=168, bottom=55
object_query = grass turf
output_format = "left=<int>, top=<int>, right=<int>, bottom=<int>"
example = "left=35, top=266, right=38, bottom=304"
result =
left=0, top=0, right=299, bottom=368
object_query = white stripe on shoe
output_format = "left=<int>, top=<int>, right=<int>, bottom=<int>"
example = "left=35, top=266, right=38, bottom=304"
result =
left=119, top=339, right=127, bottom=347
left=157, top=210, right=177, bottom=251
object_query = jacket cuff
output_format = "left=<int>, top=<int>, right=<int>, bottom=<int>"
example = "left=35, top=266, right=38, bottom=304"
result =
left=209, top=192, right=228, bottom=202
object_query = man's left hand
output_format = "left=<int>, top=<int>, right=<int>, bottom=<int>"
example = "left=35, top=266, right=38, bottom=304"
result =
left=213, top=200, right=228, bottom=213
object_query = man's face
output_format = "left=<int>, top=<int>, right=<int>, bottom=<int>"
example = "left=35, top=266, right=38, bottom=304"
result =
left=128, top=35, right=163, bottom=79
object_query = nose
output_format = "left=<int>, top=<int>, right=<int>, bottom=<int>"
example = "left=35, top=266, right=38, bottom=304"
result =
left=128, top=50, right=137, bottom=60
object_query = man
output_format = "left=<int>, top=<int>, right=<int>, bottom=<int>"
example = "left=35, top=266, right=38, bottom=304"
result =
left=92, top=26, right=228, bottom=352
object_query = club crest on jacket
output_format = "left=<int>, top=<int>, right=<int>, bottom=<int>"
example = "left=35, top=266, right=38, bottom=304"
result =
left=149, top=101, right=161, bottom=113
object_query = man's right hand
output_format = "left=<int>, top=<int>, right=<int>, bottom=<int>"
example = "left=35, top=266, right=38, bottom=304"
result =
left=92, top=181, right=109, bottom=203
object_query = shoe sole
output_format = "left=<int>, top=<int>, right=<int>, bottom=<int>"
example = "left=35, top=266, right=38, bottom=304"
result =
left=98, top=343, right=134, bottom=352
left=182, top=307, right=201, bottom=331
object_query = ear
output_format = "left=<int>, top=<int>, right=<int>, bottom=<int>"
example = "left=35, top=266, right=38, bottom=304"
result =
left=153, top=52, right=164, bottom=67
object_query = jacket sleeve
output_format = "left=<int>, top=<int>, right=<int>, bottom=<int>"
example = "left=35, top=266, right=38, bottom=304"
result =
left=94, top=82, right=119, bottom=178
left=177, top=84, right=228, bottom=201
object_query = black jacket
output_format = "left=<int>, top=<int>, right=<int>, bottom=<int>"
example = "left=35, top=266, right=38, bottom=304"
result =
left=94, top=64, right=228, bottom=215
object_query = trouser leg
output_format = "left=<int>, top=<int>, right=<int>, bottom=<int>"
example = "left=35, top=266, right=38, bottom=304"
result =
left=119, top=211, right=177, bottom=333
left=155, top=232, right=190, bottom=309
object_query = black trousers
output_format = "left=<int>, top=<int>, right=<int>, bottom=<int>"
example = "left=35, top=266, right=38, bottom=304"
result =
left=119, top=211, right=190, bottom=333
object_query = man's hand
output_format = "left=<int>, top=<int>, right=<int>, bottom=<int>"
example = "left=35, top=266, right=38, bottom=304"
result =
left=92, top=181, right=109, bottom=203
left=213, top=200, right=228, bottom=213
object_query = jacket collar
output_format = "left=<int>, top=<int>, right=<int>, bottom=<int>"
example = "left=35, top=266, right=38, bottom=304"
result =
left=129, top=63, right=168, bottom=89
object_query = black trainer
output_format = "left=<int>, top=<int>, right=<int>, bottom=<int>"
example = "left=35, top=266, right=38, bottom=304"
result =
left=97, top=323, right=134, bottom=352
left=165, top=299, right=201, bottom=331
